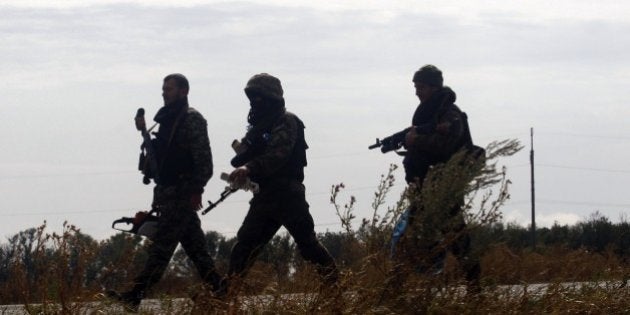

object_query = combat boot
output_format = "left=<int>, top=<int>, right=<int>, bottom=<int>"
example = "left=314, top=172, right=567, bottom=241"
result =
left=213, top=277, right=229, bottom=299
left=317, top=262, right=339, bottom=287
left=201, top=269, right=227, bottom=299
left=106, top=289, right=143, bottom=313
left=463, top=258, right=482, bottom=296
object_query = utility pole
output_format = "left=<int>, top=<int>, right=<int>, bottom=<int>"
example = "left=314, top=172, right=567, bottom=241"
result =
left=530, top=128, right=536, bottom=250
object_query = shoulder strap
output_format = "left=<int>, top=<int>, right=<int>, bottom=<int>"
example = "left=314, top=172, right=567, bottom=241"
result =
left=166, top=107, right=189, bottom=147
left=156, top=107, right=189, bottom=175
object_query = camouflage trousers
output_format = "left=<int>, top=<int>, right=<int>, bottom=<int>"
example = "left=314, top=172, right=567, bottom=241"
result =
left=228, top=189, right=338, bottom=284
left=132, top=186, right=221, bottom=293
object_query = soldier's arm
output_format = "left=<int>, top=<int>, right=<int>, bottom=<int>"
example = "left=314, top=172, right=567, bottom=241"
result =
left=245, top=115, right=297, bottom=178
left=185, top=110, right=214, bottom=193
left=411, top=107, right=464, bottom=155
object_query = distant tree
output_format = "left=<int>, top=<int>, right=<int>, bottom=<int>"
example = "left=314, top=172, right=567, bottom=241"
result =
left=204, top=230, right=224, bottom=258
left=7, top=227, right=43, bottom=281
left=63, top=227, right=99, bottom=287
left=318, top=230, right=363, bottom=268
left=470, top=222, right=508, bottom=252
left=0, top=245, right=8, bottom=283
left=614, top=220, right=630, bottom=258
left=93, top=232, right=146, bottom=290
left=542, top=223, right=571, bottom=247
left=503, top=222, right=529, bottom=249
left=576, top=211, right=614, bottom=252
left=170, top=230, right=228, bottom=279
left=257, top=233, right=295, bottom=283
left=215, top=235, right=237, bottom=267
left=317, top=231, right=345, bottom=262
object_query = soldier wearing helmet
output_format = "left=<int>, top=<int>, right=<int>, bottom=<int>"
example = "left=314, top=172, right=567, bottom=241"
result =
left=223, top=73, right=339, bottom=294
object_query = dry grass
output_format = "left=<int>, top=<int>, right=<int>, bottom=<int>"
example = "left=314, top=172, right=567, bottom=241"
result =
left=3, top=221, right=630, bottom=314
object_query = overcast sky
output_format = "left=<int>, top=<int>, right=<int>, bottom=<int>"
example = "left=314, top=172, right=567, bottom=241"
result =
left=1, top=0, right=629, bottom=241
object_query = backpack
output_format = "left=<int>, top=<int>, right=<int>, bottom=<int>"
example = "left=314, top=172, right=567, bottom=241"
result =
left=460, top=112, right=486, bottom=166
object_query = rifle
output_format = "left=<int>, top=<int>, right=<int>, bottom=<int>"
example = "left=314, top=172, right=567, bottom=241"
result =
left=368, top=123, right=435, bottom=153
left=230, top=138, right=256, bottom=167
left=202, top=172, right=259, bottom=215
left=136, top=108, right=159, bottom=185
left=230, top=133, right=269, bottom=167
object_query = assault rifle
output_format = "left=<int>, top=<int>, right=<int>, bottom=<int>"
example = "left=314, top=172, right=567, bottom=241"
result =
left=202, top=172, right=259, bottom=215
left=368, top=123, right=435, bottom=153
left=230, top=133, right=270, bottom=167
left=136, top=108, right=159, bottom=185
left=203, top=137, right=261, bottom=214
left=230, top=138, right=256, bottom=167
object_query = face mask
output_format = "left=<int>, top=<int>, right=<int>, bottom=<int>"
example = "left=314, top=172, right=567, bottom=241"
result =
left=249, top=97, right=284, bottom=123
left=247, top=96, right=267, bottom=125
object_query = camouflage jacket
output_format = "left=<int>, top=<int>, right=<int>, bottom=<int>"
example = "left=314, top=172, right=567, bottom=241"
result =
left=409, top=87, right=466, bottom=163
left=242, top=111, right=307, bottom=190
left=154, top=103, right=213, bottom=194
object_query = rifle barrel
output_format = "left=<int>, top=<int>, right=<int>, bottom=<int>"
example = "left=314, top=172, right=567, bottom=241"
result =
left=368, top=139, right=381, bottom=150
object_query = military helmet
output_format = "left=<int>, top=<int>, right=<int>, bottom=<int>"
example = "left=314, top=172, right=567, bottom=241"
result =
left=244, top=73, right=284, bottom=101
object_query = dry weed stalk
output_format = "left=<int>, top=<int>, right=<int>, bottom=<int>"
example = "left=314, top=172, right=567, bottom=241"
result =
left=328, top=139, right=524, bottom=312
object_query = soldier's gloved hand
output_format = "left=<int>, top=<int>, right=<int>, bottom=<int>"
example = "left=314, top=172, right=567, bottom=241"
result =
left=435, top=122, right=451, bottom=134
left=135, top=116, right=146, bottom=131
left=191, top=193, right=202, bottom=211
left=229, top=166, right=250, bottom=188
left=404, top=127, right=418, bottom=149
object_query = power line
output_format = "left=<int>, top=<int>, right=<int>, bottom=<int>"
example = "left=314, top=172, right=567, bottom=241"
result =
left=502, top=163, right=630, bottom=174
left=538, top=199, right=630, bottom=208
left=0, top=182, right=398, bottom=218
left=0, top=208, right=138, bottom=217
left=0, top=170, right=137, bottom=180
left=538, top=164, right=630, bottom=174
left=537, top=132, right=630, bottom=141
left=478, top=131, right=630, bottom=146
left=5, top=161, right=626, bottom=183
left=507, top=163, right=529, bottom=168
left=509, top=199, right=630, bottom=209
left=2, top=130, right=628, bottom=181
left=7, top=164, right=630, bottom=217
left=0, top=150, right=371, bottom=181
left=477, top=133, right=528, bottom=143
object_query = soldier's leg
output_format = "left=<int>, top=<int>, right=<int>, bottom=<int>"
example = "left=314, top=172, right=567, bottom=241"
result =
left=228, top=200, right=281, bottom=279
left=403, top=153, right=431, bottom=185
left=132, top=208, right=182, bottom=293
left=281, top=192, right=338, bottom=284
left=107, top=188, right=183, bottom=311
left=450, top=225, right=481, bottom=292
left=108, top=207, right=180, bottom=311
left=179, top=209, right=222, bottom=291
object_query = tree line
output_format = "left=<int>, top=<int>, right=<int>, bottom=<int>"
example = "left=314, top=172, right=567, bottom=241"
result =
left=474, top=211, right=630, bottom=257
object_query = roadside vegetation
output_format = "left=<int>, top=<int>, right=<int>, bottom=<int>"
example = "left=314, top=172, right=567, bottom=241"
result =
left=1, top=139, right=629, bottom=313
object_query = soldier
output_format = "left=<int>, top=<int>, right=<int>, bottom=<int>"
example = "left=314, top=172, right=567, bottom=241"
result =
left=223, top=73, right=338, bottom=293
left=401, top=65, right=481, bottom=290
left=108, top=74, right=222, bottom=311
